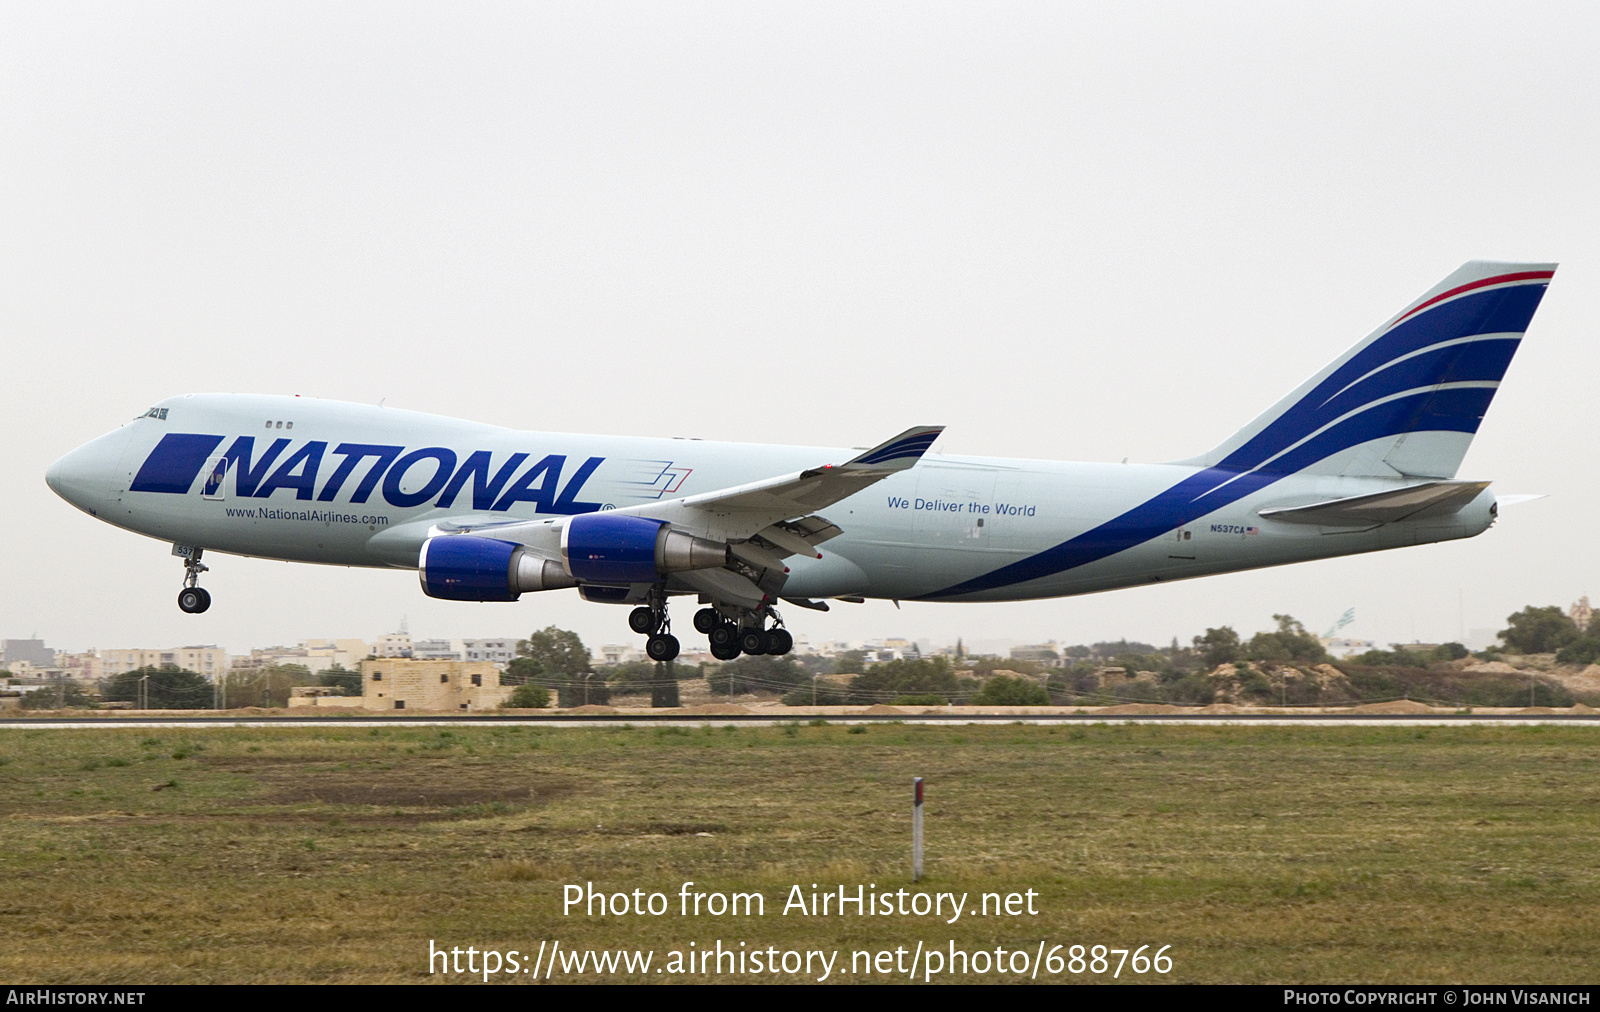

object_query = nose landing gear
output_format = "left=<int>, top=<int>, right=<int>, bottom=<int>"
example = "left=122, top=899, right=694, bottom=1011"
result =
left=176, top=551, right=212, bottom=614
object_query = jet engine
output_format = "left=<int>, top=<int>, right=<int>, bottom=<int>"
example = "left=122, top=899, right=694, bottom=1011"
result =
left=419, top=535, right=576, bottom=602
left=560, top=513, right=728, bottom=583
left=419, top=516, right=729, bottom=602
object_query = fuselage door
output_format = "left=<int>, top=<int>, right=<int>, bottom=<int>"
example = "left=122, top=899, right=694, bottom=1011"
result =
left=1168, top=526, right=1197, bottom=561
left=201, top=457, right=228, bottom=501
left=913, top=463, right=997, bottom=548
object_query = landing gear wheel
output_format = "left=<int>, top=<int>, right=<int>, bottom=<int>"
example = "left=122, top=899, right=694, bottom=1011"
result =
left=766, top=628, right=793, bottom=655
left=693, top=608, right=720, bottom=634
left=177, top=587, right=210, bottom=614
left=629, top=607, right=657, bottom=634
left=177, top=549, right=211, bottom=614
left=708, top=624, right=737, bottom=649
left=739, top=628, right=768, bottom=655
left=646, top=633, right=680, bottom=662
left=710, top=640, right=741, bottom=661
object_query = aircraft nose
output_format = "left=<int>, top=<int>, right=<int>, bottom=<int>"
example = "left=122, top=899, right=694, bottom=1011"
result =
left=46, top=427, right=131, bottom=514
left=44, top=455, right=65, bottom=497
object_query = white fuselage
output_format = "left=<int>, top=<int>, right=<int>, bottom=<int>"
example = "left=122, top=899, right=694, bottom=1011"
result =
left=46, top=393, right=1496, bottom=605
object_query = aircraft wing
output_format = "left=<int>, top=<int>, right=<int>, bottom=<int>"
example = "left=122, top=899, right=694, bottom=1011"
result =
left=429, top=425, right=943, bottom=567
left=1257, top=480, right=1490, bottom=527
left=612, top=425, right=944, bottom=552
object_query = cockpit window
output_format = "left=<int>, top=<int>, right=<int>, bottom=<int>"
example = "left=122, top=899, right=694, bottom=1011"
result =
left=137, top=407, right=169, bottom=420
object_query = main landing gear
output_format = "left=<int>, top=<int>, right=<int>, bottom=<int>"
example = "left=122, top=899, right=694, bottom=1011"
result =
left=624, top=587, right=794, bottom=662
left=697, top=605, right=792, bottom=661
left=629, top=586, right=680, bottom=662
left=176, top=550, right=212, bottom=614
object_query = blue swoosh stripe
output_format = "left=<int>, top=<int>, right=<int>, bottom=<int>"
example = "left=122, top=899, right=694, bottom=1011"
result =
left=857, top=435, right=940, bottom=465
left=861, top=450, right=935, bottom=464
left=870, top=434, right=940, bottom=452
left=921, top=280, right=1546, bottom=599
left=1311, top=337, right=1517, bottom=430
left=129, top=433, right=226, bottom=494
left=1220, top=284, right=1544, bottom=473
left=923, top=388, right=1491, bottom=599
left=1217, top=386, right=1493, bottom=488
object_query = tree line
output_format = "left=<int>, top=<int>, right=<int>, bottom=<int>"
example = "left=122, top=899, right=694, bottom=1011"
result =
left=9, top=603, right=1592, bottom=710
left=8, top=663, right=361, bottom=710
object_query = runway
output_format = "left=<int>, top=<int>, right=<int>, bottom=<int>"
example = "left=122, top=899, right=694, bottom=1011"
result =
left=4, top=713, right=1599, bottom=729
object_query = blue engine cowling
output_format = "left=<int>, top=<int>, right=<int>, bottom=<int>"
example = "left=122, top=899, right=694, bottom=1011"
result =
left=559, top=513, right=728, bottom=584
left=420, top=536, right=522, bottom=601
left=421, top=519, right=728, bottom=600
left=419, top=535, right=575, bottom=601
left=561, top=513, right=668, bottom=584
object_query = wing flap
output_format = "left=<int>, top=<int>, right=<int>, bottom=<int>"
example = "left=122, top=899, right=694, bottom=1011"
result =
left=673, top=567, right=767, bottom=610
left=756, top=516, right=843, bottom=559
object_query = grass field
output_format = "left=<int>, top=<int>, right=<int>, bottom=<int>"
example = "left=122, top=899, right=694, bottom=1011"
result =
left=1, top=722, right=1597, bottom=984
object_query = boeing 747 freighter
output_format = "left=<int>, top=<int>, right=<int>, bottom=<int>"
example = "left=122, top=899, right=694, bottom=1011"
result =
left=46, top=261, right=1554, bottom=661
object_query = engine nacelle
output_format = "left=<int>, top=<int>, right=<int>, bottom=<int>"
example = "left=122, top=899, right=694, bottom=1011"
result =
left=560, top=513, right=728, bottom=584
left=419, top=535, right=576, bottom=602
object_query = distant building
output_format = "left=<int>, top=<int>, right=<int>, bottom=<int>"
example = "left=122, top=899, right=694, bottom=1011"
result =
left=287, top=686, right=356, bottom=708
left=301, top=639, right=370, bottom=671
left=463, top=639, right=517, bottom=664
left=1571, top=596, right=1592, bottom=633
left=860, top=639, right=919, bottom=663
left=1010, top=643, right=1061, bottom=664
left=2, top=639, right=55, bottom=668
left=100, top=646, right=228, bottom=680
left=411, top=638, right=462, bottom=661
left=237, top=640, right=366, bottom=675
left=395, top=637, right=517, bottom=666
left=1320, top=637, right=1377, bottom=658
left=374, top=632, right=413, bottom=658
left=359, top=659, right=510, bottom=710
left=55, top=652, right=101, bottom=682
left=236, top=646, right=309, bottom=672
left=5, top=660, right=51, bottom=682
left=597, top=644, right=647, bottom=665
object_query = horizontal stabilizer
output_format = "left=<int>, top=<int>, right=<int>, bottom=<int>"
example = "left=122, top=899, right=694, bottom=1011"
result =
left=1494, top=494, right=1546, bottom=509
left=1258, top=480, right=1489, bottom=527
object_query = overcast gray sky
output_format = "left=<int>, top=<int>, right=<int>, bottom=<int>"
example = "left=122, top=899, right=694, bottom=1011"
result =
left=4, top=2, right=1597, bottom=656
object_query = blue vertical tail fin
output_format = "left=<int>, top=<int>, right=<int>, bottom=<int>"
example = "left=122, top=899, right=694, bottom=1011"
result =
left=1182, top=261, right=1555, bottom=479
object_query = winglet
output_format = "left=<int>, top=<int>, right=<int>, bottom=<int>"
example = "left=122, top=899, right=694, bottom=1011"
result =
left=842, top=426, right=945, bottom=471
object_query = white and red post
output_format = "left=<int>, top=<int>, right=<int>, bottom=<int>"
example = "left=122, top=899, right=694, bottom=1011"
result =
left=912, top=777, right=924, bottom=882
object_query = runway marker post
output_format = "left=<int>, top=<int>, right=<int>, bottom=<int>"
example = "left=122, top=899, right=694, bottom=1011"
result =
left=912, top=777, right=924, bottom=881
